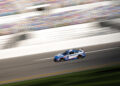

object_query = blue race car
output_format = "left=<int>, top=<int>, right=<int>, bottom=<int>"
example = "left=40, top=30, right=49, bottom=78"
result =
left=54, top=49, right=86, bottom=62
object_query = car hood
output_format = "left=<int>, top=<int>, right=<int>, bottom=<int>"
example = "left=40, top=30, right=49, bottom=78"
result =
left=55, top=54, right=64, bottom=58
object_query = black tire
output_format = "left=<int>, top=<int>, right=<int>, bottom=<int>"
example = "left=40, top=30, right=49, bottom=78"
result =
left=59, top=58, right=65, bottom=62
left=54, top=59, right=57, bottom=62
left=77, top=55, right=81, bottom=59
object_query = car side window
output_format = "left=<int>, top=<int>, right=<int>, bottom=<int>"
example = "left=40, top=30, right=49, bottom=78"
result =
left=75, top=50, right=79, bottom=53
left=69, top=51, right=74, bottom=54
left=63, top=51, right=68, bottom=55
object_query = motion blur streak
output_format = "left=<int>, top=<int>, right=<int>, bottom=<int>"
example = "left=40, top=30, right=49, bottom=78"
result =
left=0, top=42, right=120, bottom=84
left=0, top=0, right=120, bottom=85
left=34, top=46, right=120, bottom=62
left=0, top=62, right=120, bottom=85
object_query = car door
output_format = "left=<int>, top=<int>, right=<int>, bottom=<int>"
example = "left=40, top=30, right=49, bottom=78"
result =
left=68, top=51, right=77, bottom=59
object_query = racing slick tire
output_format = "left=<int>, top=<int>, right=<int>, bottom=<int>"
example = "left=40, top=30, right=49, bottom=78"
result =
left=54, top=59, right=57, bottom=62
left=77, top=55, right=82, bottom=59
left=59, top=58, right=65, bottom=62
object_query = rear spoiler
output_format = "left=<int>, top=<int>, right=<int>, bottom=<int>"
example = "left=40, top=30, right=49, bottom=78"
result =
left=73, top=48, right=84, bottom=51
left=79, top=48, right=84, bottom=51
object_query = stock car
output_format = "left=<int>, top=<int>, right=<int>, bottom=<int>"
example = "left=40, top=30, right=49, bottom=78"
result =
left=54, top=49, right=86, bottom=62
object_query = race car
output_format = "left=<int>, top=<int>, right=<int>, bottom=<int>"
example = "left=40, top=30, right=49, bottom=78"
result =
left=54, top=49, right=86, bottom=62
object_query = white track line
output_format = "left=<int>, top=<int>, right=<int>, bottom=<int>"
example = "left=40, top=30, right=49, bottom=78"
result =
left=34, top=57, right=53, bottom=61
left=86, top=47, right=120, bottom=54
left=34, top=46, right=120, bottom=62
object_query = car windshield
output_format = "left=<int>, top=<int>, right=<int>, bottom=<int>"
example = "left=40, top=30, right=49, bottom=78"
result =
left=62, top=51, right=68, bottom=55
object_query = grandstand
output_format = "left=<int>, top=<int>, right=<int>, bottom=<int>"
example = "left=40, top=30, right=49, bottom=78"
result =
left=0, top=0, right=105, bottom=17
left=0, top=0, right=119, bottom=36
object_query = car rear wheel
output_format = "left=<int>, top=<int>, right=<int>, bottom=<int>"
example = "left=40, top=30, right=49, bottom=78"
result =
left=59, top=58, right=65, bottom=62
left=77, top=55, right=82, bottom=59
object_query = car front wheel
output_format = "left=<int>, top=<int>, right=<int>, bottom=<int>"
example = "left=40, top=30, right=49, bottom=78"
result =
left=54, top=59, right=57, bottom=62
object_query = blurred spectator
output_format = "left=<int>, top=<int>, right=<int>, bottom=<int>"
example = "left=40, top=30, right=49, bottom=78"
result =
left=0, top=0, right=119, bottom=36
left=0, top=0, right=18, bottom=16
left=0, top=0, right=104, bottom=17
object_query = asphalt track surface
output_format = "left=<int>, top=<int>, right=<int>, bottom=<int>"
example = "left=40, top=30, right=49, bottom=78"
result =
left=0, top=42, right=120, bottom=84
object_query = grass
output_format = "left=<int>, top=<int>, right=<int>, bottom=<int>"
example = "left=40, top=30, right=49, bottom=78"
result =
left=1, top=64, right=120, bottom=86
